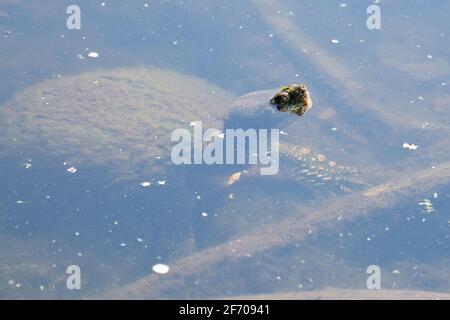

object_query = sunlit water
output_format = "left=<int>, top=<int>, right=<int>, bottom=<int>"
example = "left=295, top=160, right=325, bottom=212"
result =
left=1, top=1, right=450, bottom=299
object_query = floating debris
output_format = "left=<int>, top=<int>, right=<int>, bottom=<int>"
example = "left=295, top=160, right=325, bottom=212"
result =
left=228, top=193, right=235, bottom=199
left=227, top=171, right=242, bottom=186
left=67, top=166, right=77, bottom=174
left=421, top=122, right=433, bottom=129
left=418, top=199, right=435, bottom=214
left=152, top=263, right=170, bottom=274
left=23, top=163, right=32, bottom=169
left=140, top=181, right=151, bottom=187
left=331, top=39, right=340, bottom=44
left=157, top=180, right=166, bottom=186
left=402, top=143, right=418, bottom=150
left=87, top=52, right=99, bottom=58
left=202, top=212, right=208, bottom=217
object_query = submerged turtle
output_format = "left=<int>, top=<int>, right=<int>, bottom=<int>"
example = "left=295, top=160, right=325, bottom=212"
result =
left=0, top=70, right=379, bottom=296
left=192, top=86, right=371, bottom=249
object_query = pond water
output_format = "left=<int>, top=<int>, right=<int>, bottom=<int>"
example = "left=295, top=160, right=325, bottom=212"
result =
left=0, top=0, right=450, bottom=299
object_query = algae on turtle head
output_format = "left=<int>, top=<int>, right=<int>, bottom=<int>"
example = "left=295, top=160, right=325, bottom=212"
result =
left=270, top=83, right=313, bottom=116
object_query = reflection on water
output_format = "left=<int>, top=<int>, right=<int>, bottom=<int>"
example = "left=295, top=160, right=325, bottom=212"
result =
left=0, top=0, right=450, bottom=299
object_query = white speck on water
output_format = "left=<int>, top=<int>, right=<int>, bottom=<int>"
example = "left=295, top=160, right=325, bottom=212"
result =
left=331, top=39, right=340, bottom=44
left=392, top=269, right=400, bottom=274
left=87, top=52, right=99, bottom=58
left=77, top=54, right=84, bottom=60
left=433, top=192, right=438, bottom=199
left=172, top=40, right=179, bottom=45
left=157, top=180, right=166, bottom=186
left=75, top=232, right=80, bottom=236
left=418, top=96, right=424, bottom=101
left=419, top=199, right=435, bottom=214
left=136, top=238, right=143, bottom=242
left=16, top=200, right=25, bottom=204
left=101, top=2, right=106, bottom=7
left=402, top=143, right=418, bottom=150
left=120, top=243, right=126, bottom=247
left=67, top=166, right=77, bottom=174
left=202, top=212, right=208, bottom=217
left=39, top=285, right=45, bottom=291
left=427, top=54, right=433, bottom=59
left=280, top=130, right=288, bottom=135
left=340, top=3, right=347, bottom=8
left=140, top=181, right=151, bottom=187
left=152, top=263, right=170, bottom=274
left=331, top=127, right=337, bottom=132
